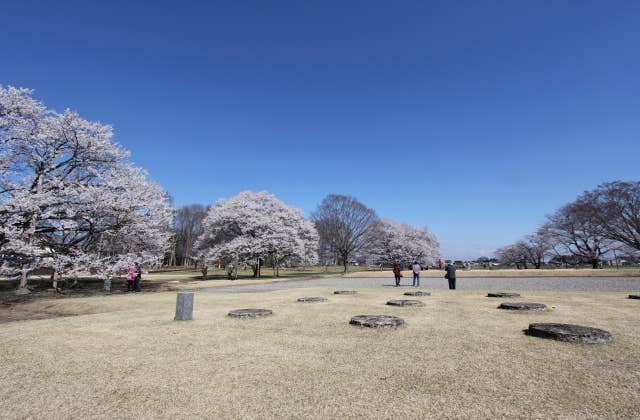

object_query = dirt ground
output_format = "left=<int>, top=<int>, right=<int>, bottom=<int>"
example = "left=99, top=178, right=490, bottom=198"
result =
left=0, top=279, right=173, bottom=323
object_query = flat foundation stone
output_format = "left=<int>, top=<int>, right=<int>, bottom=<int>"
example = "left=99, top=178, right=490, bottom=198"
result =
left=526, top=323, right=612, bottom=343
left=350, top=315, right=404, bottom=328
left=499, top=302, right=547, bottom=311
left=386, top=299, right=424, bottom=307
left=628, top=294, right=640, bottom=299
left=488, top=292, right=521, bottom=298
left=334, top=290, right=357, bottom=295
left=404, top=291, right=430, bottom=296
left=228, top=308, right=273, bottom=318
left=297, top=297, right=328, bottom=302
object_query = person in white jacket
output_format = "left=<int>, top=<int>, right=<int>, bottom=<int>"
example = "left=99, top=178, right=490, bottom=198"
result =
left=412, top=261, right=421, bottom=287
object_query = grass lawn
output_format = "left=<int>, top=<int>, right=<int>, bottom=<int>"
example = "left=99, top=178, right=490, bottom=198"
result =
left=1, top=288, right=639, bottom=418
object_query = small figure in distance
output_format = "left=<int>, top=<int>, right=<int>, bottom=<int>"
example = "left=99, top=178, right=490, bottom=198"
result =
left=126, top=265, right=136, bottom=292
left=412, top=261, right=421, bottom=287
left=227, top=263, right=237, bottom=280
left=392, top=261, right=402, bottom=287
left=437, top=259, right=443, bottom=270
left=133, top=262, right=142, bottom=293
left=445, top=262, right=457, bottom=290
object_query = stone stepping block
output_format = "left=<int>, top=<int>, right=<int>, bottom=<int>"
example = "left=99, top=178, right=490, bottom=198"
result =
left=386, top=299, right=424, bottom=307
left=404, top=291, right=431, bottom=296
left=334, top=290, right=357, bottom=295
left=525, top=323, right=612, bottom=344
left=228, top=308, right=273, bottom=318
left=297, top=297, right=328, bottom=303
left=350, top=315, right=404, bottom=328
left=487, top=292, right=521, bottom=298
left=498, top=302, right=547, bottom=311
left=628, top=294, right=640, bottom=299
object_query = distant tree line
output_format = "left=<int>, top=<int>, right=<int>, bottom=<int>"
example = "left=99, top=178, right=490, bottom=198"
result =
left=170, top=193, right=441, bottom=276
left=497, top=181, right=640, bottom=269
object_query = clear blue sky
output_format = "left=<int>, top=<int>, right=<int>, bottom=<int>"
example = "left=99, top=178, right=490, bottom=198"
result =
left=3, top=1, right=639, bottom=259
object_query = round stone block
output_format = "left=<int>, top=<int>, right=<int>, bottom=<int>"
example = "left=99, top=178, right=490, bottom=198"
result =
left=386, top=299, right=424, bottom=307
left=350, top=315, right=404, bottom=328
left=487, top=292, right=521, bottom=298
left=228, top=308, right=273, bottom=318
left=628, top=294, right=640, bottom=299
left=526, top=323, right=612, bottom=343
left=297, top=297, right=328, bottom=303
left=404, top=291, right=431, bottom=296
left=498, top=302, right=547, bottom=311
left=334, top=290, right=357, bottom=295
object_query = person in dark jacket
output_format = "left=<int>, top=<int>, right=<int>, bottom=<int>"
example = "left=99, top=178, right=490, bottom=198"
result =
left=392, top=262, right=402, bottom=286
left=445, top=263, right=456, bottom=290
left=133, top=262, right=142, bottom=292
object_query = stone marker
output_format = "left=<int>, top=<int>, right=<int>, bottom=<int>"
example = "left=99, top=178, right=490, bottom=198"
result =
left=297, top=297, right=328, bottom=302
left=386, top=299, right=424, bottom=307
left=525, top=323, right=612, bottom=343
left=350, top=315, right=404, bottom=328
left=228, top=308, right=273, bottom=318
left=404, top=291, right=430, bottom=296
left=628, top=294, right=640, bottom=299
left=487, top=292, right=521, bottom=298
left=334, top=290, right=357, bottom=295
left=174, top=291, right=194, bottom=321
left=498, top=302, right=547, bottom=311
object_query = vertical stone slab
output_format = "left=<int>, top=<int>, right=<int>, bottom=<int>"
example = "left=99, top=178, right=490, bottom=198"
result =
left=174, top=291, right=194, bottom=321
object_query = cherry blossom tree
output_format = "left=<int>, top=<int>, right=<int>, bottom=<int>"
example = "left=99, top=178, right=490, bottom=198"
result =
left=194, top=191, right=319, bottom=277
left=365, top=219, right=440, bottom=266
left=0, top=86, right=173, bottom=292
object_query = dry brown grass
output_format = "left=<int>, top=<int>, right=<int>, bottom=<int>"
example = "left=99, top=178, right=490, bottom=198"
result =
left=1, top=288, right=639, bottom=419
left=346, top=268, right=640, bottom=278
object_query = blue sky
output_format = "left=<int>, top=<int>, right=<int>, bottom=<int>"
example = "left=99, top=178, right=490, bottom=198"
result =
left=3, top=1, right=639, bottom=259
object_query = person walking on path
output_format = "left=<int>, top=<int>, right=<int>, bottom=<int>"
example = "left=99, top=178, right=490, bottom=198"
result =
left=412, top=261, right=421, bottom=287
left=133, top=262, right=142, bottom=292
left=445, top=263, right=457, bottom=290
left=126, top=266, right=136, bottom=292
left=392, top=262, right=402, bottom=286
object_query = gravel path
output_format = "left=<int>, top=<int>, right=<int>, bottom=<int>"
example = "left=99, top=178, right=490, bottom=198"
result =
left=200, top=276, right=640, bottom=293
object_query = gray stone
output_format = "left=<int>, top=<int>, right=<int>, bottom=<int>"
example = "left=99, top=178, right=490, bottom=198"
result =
left=487, top=292, right=521, bottom=298
left=297, top=297, right=328, bottom=302
left=334, top=290, right=357, bottom=295
left=350, top=315, right=404, bottom=328
left=404, top=291, right=430, bottom=296
left=228, top=308, right=273, bottom=318
left=174, top=291, right=194, bottom=321
left=386, top=299, right=424, bottom=307
left=628, top=294, right=640, bottom=299
left=498, top=302, right=547, bottom=311
left=526, top=323, right=612, bottom=343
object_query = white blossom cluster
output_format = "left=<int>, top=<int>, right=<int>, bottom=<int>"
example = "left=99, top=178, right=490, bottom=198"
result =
left=366, top=219, right=440, bottom=266
left=194, top=191, right=319, bottom=269
left=0, top=86, right=174, bottom=284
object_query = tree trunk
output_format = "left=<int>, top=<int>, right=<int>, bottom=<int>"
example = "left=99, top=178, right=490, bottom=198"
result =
left=17, top=270, right=30, bottom=294
left=591, top=259, right=600, bottom=269
left=103, top=275, right=112, bottom=293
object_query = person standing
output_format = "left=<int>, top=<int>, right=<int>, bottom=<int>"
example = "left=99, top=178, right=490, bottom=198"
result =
left=126, top=266, right=136, bottom=292
left=412, top=261, right=421, bottom=287
left=133, top=262, right=142, bottom=293
left=392, top=262, right=402, bottom=287
left=446, top=263, right=457, bottom=290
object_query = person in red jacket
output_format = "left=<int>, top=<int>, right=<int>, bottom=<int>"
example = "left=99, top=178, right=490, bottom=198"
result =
left=392, top=262, right=402, bottom=287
